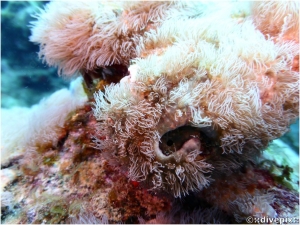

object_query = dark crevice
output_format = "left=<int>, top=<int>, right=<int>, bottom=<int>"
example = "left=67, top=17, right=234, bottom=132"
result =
left=81, top=64, right=129, bottom=89
left=159, top=126, right=219, bottom=157
left=57, top=132, right=69, bottom=149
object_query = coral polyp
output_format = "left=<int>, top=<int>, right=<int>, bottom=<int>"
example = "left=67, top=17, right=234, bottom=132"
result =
left=92, top=16, right=299, bottom=195
left=1, top=0, right=299, bottom=224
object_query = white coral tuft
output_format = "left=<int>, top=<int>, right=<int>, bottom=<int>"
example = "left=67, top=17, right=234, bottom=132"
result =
left=92, top=1, right=298, bottom=197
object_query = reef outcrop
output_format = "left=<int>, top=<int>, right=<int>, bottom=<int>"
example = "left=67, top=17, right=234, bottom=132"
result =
left=1, top=1, right=299, bottom=224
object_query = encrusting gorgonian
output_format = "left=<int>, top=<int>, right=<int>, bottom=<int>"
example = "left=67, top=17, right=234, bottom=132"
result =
left=30, top=1, right=299, bottom=198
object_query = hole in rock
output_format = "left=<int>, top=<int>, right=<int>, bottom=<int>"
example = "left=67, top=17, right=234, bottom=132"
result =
left=159, top=126, right=219, bottom=157
left=159, top=126, right=201, bottom=156
left=166, top=139, right=174, bottom=146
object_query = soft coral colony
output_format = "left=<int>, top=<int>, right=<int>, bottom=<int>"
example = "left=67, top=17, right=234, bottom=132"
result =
left=1, top=1, right=299, bottom=224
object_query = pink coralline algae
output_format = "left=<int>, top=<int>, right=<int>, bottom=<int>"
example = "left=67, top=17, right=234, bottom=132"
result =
left=1, top=1, right=299, bottom=224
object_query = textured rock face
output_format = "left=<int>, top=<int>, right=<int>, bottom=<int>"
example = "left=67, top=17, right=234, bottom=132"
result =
left=1, top=1, right=299, bottom=224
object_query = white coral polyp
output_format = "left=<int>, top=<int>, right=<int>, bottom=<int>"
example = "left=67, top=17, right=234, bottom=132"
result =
left=92, top=1, right=298, bottom=197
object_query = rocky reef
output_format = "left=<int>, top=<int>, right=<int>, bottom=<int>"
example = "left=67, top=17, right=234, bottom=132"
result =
left=1, top=1, right=299, bottom=224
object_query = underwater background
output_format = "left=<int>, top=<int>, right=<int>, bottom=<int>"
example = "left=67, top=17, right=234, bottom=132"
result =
left=1, top=1, right=69, bottom=108
left=1, top=1, right=298, bottom=152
